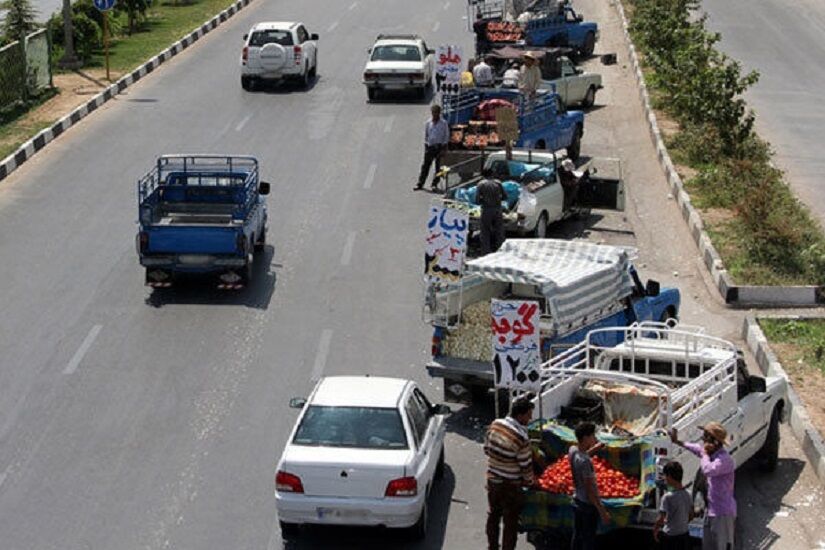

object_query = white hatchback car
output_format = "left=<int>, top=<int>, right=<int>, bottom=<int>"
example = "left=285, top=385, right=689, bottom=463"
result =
left=275, top=376, right=449, bottom=539
left=241, top=21, right=318, bottom=90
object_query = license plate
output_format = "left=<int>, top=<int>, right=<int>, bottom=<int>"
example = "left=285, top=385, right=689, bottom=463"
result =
left=316, top=507, right=366, bottom=520
left=382, top=83, right=411, bottom=90
left=688, top=523, right=703, bottom=538
left=178, top=254, right=211, bottom=265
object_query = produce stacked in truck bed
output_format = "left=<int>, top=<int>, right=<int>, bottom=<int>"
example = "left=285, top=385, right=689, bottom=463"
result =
left=537, top=455, right=640, bottom=498
left=441, top=301, right=493, bottom=362
left=450, top=120, right=504, bottom=150
left=485, top=21, right=523, bottom=42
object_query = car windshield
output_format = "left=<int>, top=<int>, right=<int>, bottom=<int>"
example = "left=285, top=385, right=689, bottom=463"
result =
left=371, top=45, right=421, bottom=62
left=293, top=406, right=408, bottom=449
left=250, top=30, right=293, bottom=47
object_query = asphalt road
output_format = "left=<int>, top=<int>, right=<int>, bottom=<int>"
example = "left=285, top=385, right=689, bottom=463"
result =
left=702, top=0, right=825, bottom=230
left=0, top=0, right=824, bottom=549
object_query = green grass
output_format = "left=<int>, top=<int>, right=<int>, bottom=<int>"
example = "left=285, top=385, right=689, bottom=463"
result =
left=84, top=0, right=238, bottom=73
left=760, top=319, right=825, bottom=374
left=0, top=89, right=59, bottom=160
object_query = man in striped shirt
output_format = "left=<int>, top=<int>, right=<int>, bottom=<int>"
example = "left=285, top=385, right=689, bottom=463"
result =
left=484, top=398, right=535, bottom=550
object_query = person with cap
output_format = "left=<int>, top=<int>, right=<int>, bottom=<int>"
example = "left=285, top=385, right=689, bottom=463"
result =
left=476, top=166, right=507, bottom=254
left=415, top=104, right=450, bottom=191
left=518, top=52, right=542, bottom=103
left=473, top=55, right=495, bottom=87
left=670, top=422, right=736, bottom=550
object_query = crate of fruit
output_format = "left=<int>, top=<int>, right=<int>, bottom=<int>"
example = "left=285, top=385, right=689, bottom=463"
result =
left=521, top=421, right=656, bottom=533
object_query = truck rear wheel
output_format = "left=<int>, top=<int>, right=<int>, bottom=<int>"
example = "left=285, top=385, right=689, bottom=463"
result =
left=582, top=86, right=596, bottom=108
left=567, top=127, right=582, bottom=161
left=532, top=212, right=549, bottom=238
left=241, top=76, right=252, bottom=91
left=367, top=87, right=378, bottom=101
left=581, top=32, right=596, bottom=57
left=757, top=406, right=781, bottom=472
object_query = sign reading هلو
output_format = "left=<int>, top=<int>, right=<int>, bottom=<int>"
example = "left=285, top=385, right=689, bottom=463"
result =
left=436, top=45, right=463, bottom=95
left=491, top=299, right=541, bottom=390
left=425, top=203, right=469, bottom=282
left=495, top=107, right=519, bottom=142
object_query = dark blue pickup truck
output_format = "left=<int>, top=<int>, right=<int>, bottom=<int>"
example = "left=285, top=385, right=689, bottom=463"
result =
left=136, top=155, right=269, bottom=289
left=525, top=5, right=599, bottom=57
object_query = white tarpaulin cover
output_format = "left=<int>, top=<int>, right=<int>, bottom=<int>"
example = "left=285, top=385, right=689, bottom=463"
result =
left=465, top=239, right=635, bottom=330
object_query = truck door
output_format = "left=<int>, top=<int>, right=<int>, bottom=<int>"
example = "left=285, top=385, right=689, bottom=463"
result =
left=574, top=157, right=625, bottom=211
left=559, top=58, right=580, bottom=104
left=733, top=359, right=769, bottom=464
left=551, top=96, right=568, bottom=151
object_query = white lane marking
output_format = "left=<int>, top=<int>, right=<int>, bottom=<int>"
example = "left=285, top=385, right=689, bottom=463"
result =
left=266, top=520, right=281, bottom=550
left=327, top=20, right=339, bottom=32
left=444, top=1, right=450, bottom=9
left=340, top=231, right=357, bottom=266
left=433, top=21, right=440, bottom=32
left=363, top=163, right=377, bottom=189
left=311, top=329, right=334, bottom=381
left=0, top=465, right=10, bottom=489
left=348, top=1, right=358, bottom=9
left=235, top=114, right=252, bottom=132
left=63, top=324, right=103, bottom=375
left=384, top=115, right=395, bottom=133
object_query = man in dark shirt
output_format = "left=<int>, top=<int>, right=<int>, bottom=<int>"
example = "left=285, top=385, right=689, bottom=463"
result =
left=477, top=167, right=506, bottom=254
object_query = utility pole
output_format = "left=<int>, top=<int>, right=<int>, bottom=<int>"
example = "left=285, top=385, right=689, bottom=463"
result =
left=58, top=0, right=81, bottom=69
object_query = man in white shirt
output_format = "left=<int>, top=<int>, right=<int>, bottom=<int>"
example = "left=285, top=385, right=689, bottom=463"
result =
left=502, top=61, right=521, bottom=88
left=416, top=104, right=450, bottom=191
left=473, top=56, right=495, bottom=87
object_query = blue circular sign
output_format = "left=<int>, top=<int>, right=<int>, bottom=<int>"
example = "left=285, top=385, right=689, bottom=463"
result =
left=93, top=0, right=116, bottom=11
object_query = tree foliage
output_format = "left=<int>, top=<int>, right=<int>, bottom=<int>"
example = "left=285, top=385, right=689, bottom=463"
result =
left=1, top=0, right=39, bottom=43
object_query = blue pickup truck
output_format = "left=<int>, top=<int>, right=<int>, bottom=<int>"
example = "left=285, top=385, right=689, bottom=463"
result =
left=524, top=5, right=599, bottom=57
left=442, top=89, right=584, bottom=160
left=136, top=155, right=269, bottom=289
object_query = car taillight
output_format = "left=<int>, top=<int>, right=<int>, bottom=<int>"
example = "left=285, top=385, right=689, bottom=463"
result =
left=431, top=334, right=442, bottom=357
left=363, top=72, right=378, bottom=81
left=385, top=476, right=417, bottom=497
left=294, top=45, right=302, bottom=65
left=242, top=46, right=248, bottom=64
left=276, top=471, right=304, bottom=493
left=137, top=231, right=149, bottom=254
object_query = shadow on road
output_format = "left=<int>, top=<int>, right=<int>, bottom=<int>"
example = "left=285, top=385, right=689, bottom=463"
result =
left=444, top=403, right=494, bottom=444
left=246, top=73, right=322, bottom=94
left=280, top=465, right=457, bottom=550
left=366, top=86, right=435, bottom=106
left=143, top=245, right=278, bottom=309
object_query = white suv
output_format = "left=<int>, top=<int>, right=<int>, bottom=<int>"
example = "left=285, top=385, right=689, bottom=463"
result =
left=363, top=34, right=434, bottom=100
left=241, top=22, right=318, bottom=90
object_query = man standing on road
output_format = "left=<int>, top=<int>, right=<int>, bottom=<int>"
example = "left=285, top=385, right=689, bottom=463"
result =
left=473, top=55, right=495, bottom=87
left=483, top=398, right=535, bottom=550
left=476, top=167, right=506, bottom=254
left=569, top=421, right=611, bottom=550
left=416, top=104, right=450, bottom=192
left=670, top=423, right=736, bottom=550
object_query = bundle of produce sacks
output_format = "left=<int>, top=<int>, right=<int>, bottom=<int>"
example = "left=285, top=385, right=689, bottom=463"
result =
left=453, top=181, right=521, bottom=212
left=441, top=301, right=493, bottom=362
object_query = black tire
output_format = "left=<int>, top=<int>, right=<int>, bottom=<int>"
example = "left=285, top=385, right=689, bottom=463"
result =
left=581, top=32, right=596, bottom=57
left=582, top=86, right=596, bottom=108
left=254, top=227, right=266, bottom=251
left=300, top=66, right=311, bottom=89
left=408, top=499, right=428, bottom=540
left=416, top=86, right=426, bottom=100
left=241, top=76, right=252, bottom=91
left=279, top=521, right=299, bottom=537
left=367, top=87, right=377, bottom=101
left=435, top=447, right=445, bottom=481
left=660, top=306, right=677, bottom=325
left=757, top=406, right=781, bottom=472
left=532, top=212, right=549, bottom=238
left=567, top=126, right=582, bottom=161
left=310, top=54, right=318, bottom=79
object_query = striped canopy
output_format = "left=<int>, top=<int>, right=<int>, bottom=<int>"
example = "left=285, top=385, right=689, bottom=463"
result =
left=465, top=239, right=635, bottom=330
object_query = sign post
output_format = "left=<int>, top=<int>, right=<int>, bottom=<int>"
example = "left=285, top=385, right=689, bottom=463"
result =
left=435, top=45, right=463, bottom=96
left=495, top=107, right=519, bottom=160
left=93, top=0, right=117, bottom=81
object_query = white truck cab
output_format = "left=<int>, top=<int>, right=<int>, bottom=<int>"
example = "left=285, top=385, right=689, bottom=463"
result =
left=241, top=21, right=319, bottom=90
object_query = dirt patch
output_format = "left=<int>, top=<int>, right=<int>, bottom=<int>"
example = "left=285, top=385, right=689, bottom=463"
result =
left=771, top=342, right=825, bottom=440
left=699, top=207, right=735, bottom=228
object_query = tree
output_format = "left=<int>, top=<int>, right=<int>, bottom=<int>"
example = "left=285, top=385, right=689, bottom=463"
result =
left=115, top=0, right=150, bottom=35
left=1, top=0, right=38, bottom=43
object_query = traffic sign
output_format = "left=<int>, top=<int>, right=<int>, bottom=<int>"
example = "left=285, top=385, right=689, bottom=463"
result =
left=93, top=0, right=116, bottom=12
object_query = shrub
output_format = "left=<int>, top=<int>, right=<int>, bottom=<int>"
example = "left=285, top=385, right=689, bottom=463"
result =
left=48, top=10, right=102, bottom=60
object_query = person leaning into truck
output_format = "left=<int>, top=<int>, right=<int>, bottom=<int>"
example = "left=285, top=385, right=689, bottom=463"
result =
left=483, top=398, right=535, bottom=550
left=476, top=167, right=506, bottom=254
left=670, top=422, right=736, bottom=550
left=415, top=104, right=450, bottom=192
left=502, top=61, right=521, bottom=88
left=569, top=421, right=611, bottom=550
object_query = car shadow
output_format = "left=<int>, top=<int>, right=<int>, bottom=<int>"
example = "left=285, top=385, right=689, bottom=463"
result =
left=143, top=245, right=278, bottom=309
left=247, top=73, right=322, bottom=94
left=367, top=86, right=435, bottom=105
left=281, top=465, right=457, bottom=550
left=444, top=403, right=495, bottom=444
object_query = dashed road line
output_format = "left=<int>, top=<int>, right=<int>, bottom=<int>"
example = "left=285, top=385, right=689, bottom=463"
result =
left=363, top=163, right=378, bottom=189
left=63, top=324, right=103, bottom=375
left=340, top=231, right=357, bottom=266
left=348, top=1, right=358, bottom=10
left=384, top=115, right=395, bottom=133
left=444, top=1, right=450, bottom=9
left=235, top=114, right=252, bottom=132
left=433, top=21, right=441, bottom=32
left=327, top=20, right=339, bottom=32
left=311, top=329, right=334, bottom=381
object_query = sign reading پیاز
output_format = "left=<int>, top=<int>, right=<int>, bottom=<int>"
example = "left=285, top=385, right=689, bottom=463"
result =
left=491, top=299, right=541, bottom=390
left=495, top=107, right=519, bottom=142
left=436, top=45, right=463, bottom=95
left=425, top=203, right=469, bottom=282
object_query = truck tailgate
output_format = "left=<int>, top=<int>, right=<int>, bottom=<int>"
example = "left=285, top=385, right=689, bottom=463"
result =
left=426, top=356, right=493, bottom=381
left=146, top=225, right=240, bottom=255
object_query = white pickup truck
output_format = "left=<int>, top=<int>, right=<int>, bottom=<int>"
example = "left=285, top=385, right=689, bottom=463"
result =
left=529, top=323, right=787, bottom=537
left=442, top=149, right=624, bottom=238
left=539, top=56, right=602, bottom=108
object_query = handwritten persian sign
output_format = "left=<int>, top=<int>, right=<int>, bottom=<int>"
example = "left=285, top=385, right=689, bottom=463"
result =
left=491, top=299, right=541, bottom=390
left=436, top=45, right=463, bottom=95
left=425, top=203, right=469, bottom=282
left=495, top=107, right=519, bottom=142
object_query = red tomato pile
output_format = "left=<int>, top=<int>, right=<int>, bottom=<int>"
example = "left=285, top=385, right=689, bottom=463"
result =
left=537, top=455, right=640, bottom=499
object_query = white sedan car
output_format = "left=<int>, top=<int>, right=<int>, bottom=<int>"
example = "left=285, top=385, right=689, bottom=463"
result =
left=275, top=376, right=449, bottom=539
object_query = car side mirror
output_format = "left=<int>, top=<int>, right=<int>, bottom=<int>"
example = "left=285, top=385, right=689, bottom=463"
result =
left=645, top=279, right=660, bottom=297
left=433, top=404, right=452, bottom=415
left=289, top=397, right=307, bottom=409
left=258, top=181, right=271, bottom=195
left=748, top=375, right=766, bottom=393
left=427, top=48, right=435, bottom=55
left=311, top=33, right=319, bottom=40
left=367, top=47, right=372, bottom=54
left=243, top=33, right=248, bottom=40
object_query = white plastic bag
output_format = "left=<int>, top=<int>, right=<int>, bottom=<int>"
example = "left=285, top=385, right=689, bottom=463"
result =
left=517, top=190, right=537, bottom=217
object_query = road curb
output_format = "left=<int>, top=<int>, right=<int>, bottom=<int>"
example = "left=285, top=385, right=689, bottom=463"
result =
left=0, top=0, right=253, bottom=183
left=613, top=0, right=824, bottom=308
left=742, top=316, right=825, bottom=484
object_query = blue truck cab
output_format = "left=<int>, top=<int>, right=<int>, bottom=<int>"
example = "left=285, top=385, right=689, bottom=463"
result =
left=442, top=88, right=585, bottom=160
left=136, top=155, right=269, bottom=289
left=524, top=4, right=598, bottom=57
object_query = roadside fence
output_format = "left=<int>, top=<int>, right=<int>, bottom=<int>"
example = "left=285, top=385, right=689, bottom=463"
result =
left=0, top=28, right=52, bottom=113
